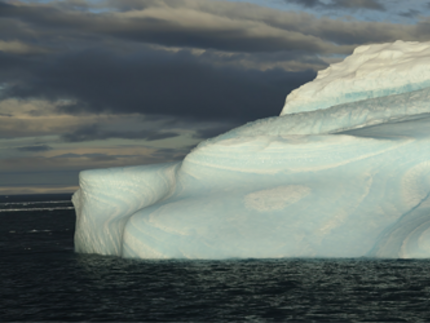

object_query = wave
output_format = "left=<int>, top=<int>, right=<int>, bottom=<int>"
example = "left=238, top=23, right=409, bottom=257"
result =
left=0, top=206, right=75, bottom=213
left=0, top=200, right=71, bottom=206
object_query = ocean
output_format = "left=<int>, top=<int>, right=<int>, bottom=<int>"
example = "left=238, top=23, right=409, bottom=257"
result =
left=1, top=194, right=430, bottom=322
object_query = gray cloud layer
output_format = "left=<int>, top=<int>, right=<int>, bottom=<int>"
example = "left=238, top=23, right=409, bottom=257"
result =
left=2, top=47, right=315, bottom=122
left=16, top=145, right=53, bottom=152
left=287, top=0, right=385, bottom=10
left=1, top=0, right=430, bottom=123
left=61, top=124, right=181, bottom=142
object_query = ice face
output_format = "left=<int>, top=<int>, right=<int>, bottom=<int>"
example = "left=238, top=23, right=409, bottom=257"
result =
left=73, top=40, right=430, bottom=259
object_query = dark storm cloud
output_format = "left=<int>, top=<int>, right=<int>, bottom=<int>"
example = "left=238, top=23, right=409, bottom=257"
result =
left=0, top=1, right=90, bottom=30
left=2, top=46, right=316, bottom=122
left=16, top=145, right=53, bottom=152
left=400, top=9, right=420, bottom=18
left=286, top=0, right=385, bottom=10
left=290, top=0, right=320, bottom=7
left=61, top=123, right=181, bottom=142
left=150, top=147, right=189, bottom=161
left=330, top=0, right=385, bottom=10
left=0, top=0, right=423, bottom=59
left=0, top=51, right=37, bottom=81
left=140, top=115, right=241, bottom=139
left=193, top=123, right=241, bottom=139
left=0, top=0, right=339, bottom=54
left=0, top=0, right=427, bottom=126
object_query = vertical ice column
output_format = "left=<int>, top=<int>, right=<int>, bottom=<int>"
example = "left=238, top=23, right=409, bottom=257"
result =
left=72, top=162, right=180, bottom=256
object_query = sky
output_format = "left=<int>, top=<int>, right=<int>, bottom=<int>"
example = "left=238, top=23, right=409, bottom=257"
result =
left=2, top=0, right=430, bottom=195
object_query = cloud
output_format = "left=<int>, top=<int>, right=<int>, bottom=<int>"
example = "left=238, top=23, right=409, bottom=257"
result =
left=61, top=123, right=181, bottom=142
left=289, top=0, right=320, bottom=8
left=0, top=142, right=191, bottom=193
left=149, top=147, right=188, bottom=161
left=329, top=0, right=385, bottom=10
left=0, top=0, right=408, bottom=57
left=0, top=0, right=428, bottom=125
left=399, top=9, right=420, bottom=18
left=0, top=40, right=48, bottom=54
left=1, top=1, right=425, bottom=59
left=17, top=145, right=53, bottom=152
left=0, top=0, right=348, bottom=54
left=0, top=146, right=190, bottom=174
left=3, top=47, right=317, bottom=122
left=52, top=153, right=125, bottom=161
left=0, top=98, right=110, bottom=138
left=286, top=0, right=385, bottom=10
left=192, top=123, right=240, bottom=139
left=0, top=1, right=425, bottom=64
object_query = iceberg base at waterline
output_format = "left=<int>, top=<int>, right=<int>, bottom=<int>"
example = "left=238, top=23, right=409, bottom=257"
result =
left=73, top=40, right=430, bottom=259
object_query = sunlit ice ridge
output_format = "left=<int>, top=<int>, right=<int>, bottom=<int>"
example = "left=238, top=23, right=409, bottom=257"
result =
left=73, top=40, right=430, bottom=259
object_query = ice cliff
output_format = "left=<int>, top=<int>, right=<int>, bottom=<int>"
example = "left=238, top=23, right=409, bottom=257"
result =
left=73, top=40, right=430, bottom=259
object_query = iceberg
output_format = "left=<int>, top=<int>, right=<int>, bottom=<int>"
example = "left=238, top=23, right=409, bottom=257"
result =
left=73, top=40, right=430, bottom=259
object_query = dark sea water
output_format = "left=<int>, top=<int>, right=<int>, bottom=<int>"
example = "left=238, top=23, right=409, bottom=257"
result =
left=1, top=194, right=430, bottom=322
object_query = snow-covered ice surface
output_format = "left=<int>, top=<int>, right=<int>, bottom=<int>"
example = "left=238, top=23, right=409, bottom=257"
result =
left=280, top=40, right=430, bottom=115
left=73, top=40, right=430, bottom=259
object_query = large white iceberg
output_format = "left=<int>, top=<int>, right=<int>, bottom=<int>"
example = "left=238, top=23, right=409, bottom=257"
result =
left=73, top=40, right=430, bottom=259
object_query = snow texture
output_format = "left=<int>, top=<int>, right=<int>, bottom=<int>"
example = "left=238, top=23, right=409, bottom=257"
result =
left=73, top=40, right=430, bottom=259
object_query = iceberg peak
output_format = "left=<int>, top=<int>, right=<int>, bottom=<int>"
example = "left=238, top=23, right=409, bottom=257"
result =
left=281, top=40, right=430, bottom=115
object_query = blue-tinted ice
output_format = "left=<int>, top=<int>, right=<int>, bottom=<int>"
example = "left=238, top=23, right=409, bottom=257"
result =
left=73, top=41, right=430, bottom=259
